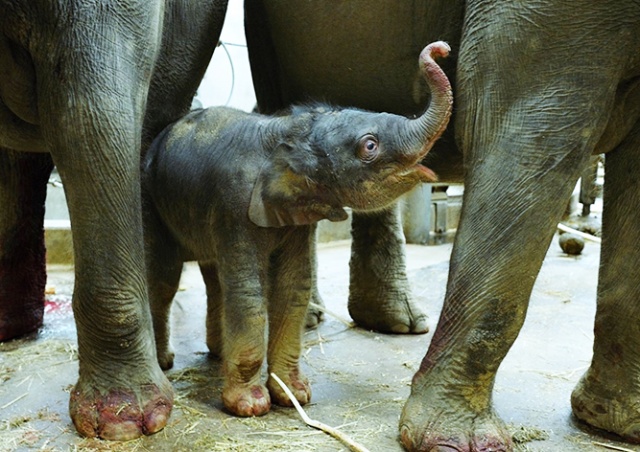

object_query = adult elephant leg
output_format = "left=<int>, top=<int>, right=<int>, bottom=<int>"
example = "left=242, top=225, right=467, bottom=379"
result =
left=400, top=144, right=591, bottom=451
left=572, top=121, right=640, bottom=442
left=36, top=5, right=171, bottom=440
left=399, top=6, right=619, bottom=446
left=349, top=205, right=428, bottom=333
left=0, top=150, right=53, bottom=340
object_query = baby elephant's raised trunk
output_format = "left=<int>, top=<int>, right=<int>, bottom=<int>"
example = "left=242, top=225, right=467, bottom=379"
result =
left=402, top=41, right=453, bottom=161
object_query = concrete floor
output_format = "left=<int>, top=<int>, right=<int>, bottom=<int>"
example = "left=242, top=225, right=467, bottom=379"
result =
left=2, top=230, right=639, bottom=451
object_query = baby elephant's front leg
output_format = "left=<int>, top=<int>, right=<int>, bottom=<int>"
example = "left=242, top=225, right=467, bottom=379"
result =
left=266, top=233, right=313, bottom=407
left=220, top=265, right=271, bottom=417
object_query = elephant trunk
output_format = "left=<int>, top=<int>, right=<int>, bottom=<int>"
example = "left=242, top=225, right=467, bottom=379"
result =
left=400, top=41, right=453, bottom=162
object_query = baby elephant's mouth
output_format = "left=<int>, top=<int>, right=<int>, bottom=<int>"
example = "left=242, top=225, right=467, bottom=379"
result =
left=414, top=163, right=437, bottom=182
left=394, top=141, right=438, bottom=183
left=398, top=163, right=438, bottom=183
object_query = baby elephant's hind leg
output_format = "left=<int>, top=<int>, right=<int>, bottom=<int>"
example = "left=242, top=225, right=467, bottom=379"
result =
left=266, top=229, right=313, bottom=407
left=199, top=262, right=223, bottom=358
left=145, top=216, right=183, bottom=370
left=305, top=244, right=325, bottom=328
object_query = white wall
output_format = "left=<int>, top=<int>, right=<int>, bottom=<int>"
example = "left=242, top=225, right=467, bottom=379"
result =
left=195, top=0, right=257, bottom=112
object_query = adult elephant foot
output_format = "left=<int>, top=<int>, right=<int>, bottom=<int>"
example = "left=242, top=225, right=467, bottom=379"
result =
left=348, top=283, right=428, bottom=334
left=571, top=368, right=640, bottom=443
left=399, top=372, right=513, bottom=451
left=69, top=367, right=173, bottom=440
left=0, top=297, right=42, bottom=341
left=348, top=208, right=428, bottom=334
left=0, top=274, right=44, bottom=341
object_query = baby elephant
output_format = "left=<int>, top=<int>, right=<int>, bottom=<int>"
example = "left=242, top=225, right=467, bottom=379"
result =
left=142, top=42, right=452, bottom=417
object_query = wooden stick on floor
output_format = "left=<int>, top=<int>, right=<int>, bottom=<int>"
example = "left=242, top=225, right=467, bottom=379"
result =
left=270, top=373, right=371, bottom=452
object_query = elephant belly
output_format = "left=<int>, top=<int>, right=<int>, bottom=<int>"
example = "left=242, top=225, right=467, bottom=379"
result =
left=0, top=36, right=38, bottom=125
left=0, top=99, right=46, bottom=152
left=0, top=36, right=46, bottom=152
left=261, top=0, right=460, bottom=116
left=595, top=75, right=640, bottom=155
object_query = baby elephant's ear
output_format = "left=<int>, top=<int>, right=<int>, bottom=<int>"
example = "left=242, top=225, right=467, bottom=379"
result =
left=248, top=163, right=348, bottom=228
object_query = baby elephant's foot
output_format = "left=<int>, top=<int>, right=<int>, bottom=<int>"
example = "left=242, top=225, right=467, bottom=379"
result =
left=267, top=370, right=311, bottom=407
left=156, top=348, right=175, bottom=370
left=305, top=302, right=324, bottom=329
left=305, top=290, right=325, bottom=329
left=222, top=382, right=271, bottom=417
left=572, top=370, right=640, bottom=443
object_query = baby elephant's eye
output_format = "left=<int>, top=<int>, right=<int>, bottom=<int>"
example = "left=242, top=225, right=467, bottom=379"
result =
left=357, top=134, right=379, bottom=163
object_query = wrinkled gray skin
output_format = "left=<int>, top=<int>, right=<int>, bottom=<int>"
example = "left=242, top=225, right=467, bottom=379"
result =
left=142, top=42, right=452, bottom=418
left=0, top=0, right=228, bottom=440
left=245, top=1, right=640, bottom=450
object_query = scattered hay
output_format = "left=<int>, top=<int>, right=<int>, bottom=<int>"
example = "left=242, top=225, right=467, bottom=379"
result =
left=568, top=435, right=639, bottom=452
left=36, top=408, right=61, bottom=422
left=167, top=366, right=213, bottom=385
left=164, top=406, right=349, bottom=452
left=174, top=398, right=208, bottom=418
left=0, top=416, right=41, bottom=450
left=1, top=339, right=77, bottom=371
left=75, top=437, right=147, bottom=452
left=7, top=415, right=31, bottom=429
left=0, top=366, right=14, bottom=383
left=192, top=433, right=321, bottom=452
left=510, top=424, right=549, bottom=444
left=7, top=410, right=67, bottom=450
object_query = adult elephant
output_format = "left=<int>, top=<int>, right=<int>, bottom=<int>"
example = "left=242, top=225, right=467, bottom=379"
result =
left=0, top=0, right=227, bottom=440
left=245, top=1, right=640, bottom=451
